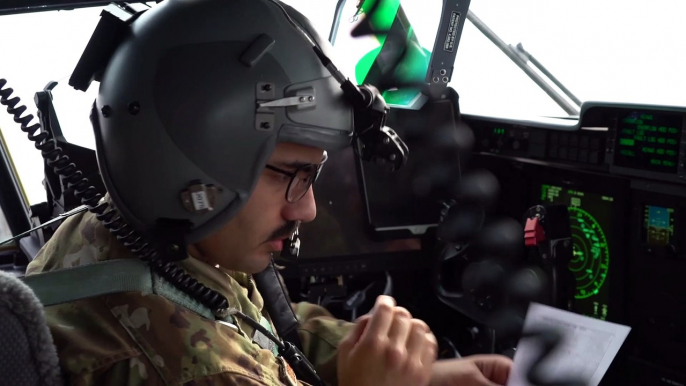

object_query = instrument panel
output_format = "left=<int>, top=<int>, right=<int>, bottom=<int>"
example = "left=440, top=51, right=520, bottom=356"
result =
left=466, top=101, right=686, bottom=385
left=466, top=102, right=686, bottom=184
left=293, top=99, right=686, bottom=385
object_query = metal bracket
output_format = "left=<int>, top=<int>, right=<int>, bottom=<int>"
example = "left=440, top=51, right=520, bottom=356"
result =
left=256, top=82, right=276, bottom=131
left=257, top=95, right=315, bottom=108
left=256, top=82, right=276, bottom=100
left=255, top=113, right=275, bottom=131
left=255, top=83, right=316, bottom=131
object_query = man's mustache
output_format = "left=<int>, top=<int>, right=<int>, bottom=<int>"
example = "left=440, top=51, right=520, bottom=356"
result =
left=265, top=221, right=300, bottom=243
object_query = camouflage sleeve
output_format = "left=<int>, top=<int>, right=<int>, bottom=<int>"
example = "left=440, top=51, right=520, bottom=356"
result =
left=68, top=358, right=284, bottom=386
left=292, top=302, right=356, bottom=386
left=67, top=356, right=164, bottom=386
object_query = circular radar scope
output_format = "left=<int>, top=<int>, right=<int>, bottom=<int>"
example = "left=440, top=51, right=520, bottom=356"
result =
left=568, top=207, right=609, bottom=299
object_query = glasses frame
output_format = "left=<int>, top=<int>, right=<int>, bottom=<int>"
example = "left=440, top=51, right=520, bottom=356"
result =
left=265, top=154, right=328, bottom=203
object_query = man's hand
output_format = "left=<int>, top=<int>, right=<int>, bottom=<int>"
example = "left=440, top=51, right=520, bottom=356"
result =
left=429, top=355, right=513, bottom=386
left=337, top=296, right=438, bottom=386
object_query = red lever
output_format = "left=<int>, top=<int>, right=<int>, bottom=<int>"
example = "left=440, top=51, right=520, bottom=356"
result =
left=524, top=217, right=546, bottom=247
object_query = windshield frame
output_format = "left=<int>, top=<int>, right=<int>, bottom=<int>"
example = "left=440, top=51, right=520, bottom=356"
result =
left=0, top=0, right=112, bottom=16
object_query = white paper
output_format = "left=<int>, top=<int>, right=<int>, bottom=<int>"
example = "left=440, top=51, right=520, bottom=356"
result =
left=507, top=303, right=631, bottom=386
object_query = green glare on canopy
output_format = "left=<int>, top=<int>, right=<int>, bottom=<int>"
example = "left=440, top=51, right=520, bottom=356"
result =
left=354, top=0, right=433, bottom=109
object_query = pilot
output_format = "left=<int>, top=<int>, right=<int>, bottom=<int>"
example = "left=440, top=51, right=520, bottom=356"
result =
left=25, top=0, right=512, bottom=385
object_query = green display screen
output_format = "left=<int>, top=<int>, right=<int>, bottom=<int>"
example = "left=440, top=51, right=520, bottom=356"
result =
left=614, top=111, right=683, bottom=174
left=540, top=185, right=613, bottom=320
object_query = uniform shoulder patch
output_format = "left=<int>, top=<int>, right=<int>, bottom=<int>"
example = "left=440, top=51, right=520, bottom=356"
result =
left=278, top=356, right=298, bottom=386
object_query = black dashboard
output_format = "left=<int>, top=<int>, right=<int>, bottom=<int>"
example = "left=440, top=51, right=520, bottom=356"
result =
left=290, top=100, right=686, bottom=386
left=466, top=102, right=686, bottom=385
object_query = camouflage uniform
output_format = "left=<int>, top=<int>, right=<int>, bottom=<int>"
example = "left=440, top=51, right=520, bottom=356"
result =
left=26, top=209, right=356, bottom=385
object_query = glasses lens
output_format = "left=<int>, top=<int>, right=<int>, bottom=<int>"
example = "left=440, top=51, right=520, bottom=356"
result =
left=286, top=166, right=320, bottom=202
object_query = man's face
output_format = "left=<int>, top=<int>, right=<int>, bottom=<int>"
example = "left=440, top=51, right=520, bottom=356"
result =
left=190, top=142, right=324, bottom=273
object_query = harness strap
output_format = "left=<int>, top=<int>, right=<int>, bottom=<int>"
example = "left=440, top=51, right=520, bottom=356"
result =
left=253, top=259, right=304, bottom=352
left=22, top=259, right=217, bottom=322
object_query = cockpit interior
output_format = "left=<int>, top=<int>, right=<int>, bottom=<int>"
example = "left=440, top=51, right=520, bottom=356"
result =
left=0, top=1, right=684, bottom=385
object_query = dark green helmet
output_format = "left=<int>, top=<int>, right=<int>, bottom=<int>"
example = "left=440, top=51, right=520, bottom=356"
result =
left=92, top=0, right=354, bottom=243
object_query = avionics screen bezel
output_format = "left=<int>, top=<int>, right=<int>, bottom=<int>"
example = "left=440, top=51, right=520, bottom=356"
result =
left=631, top=187, right=686, bottom=260
left=527, top=168, right=629, bottom=323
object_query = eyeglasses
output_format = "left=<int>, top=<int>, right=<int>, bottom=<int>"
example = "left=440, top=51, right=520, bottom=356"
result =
left=265, top=153, right=328, bottom=203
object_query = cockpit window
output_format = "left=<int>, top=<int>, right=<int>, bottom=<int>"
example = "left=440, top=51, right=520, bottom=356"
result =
left=328, top=0, right=686, bottom=118
left=452, top=1, right=686, bottom=119
left=0, top=7, right=102, bottom=206
left=279, top=0, right=339, bottom=39
left=0, top=203, right=12, bottom=245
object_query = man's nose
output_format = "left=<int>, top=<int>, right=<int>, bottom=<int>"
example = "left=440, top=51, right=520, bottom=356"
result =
left=282, top=186, right=317, bottom=223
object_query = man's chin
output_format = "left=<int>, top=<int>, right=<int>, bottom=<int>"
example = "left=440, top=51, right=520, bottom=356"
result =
left=243, top=251, right=276, bottom=274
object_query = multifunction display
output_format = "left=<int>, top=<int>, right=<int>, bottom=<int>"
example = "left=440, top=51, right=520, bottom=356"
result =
left=614, top=111, right=683, bottom=174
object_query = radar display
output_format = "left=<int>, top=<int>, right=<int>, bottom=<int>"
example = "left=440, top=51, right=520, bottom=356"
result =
left=568, top=207, right=609, bottom=300
left=540, top=185, right=614, bottom=320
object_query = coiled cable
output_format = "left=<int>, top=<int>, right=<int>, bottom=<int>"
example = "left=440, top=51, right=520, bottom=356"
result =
left=0, top=78, right=229, bottom=315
